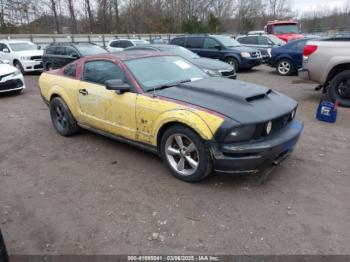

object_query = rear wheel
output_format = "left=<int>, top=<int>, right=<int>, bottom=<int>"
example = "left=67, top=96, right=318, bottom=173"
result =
left=160, top=125, right=212, bottom=182
left=49, top=97, right=80, bottom=136
left=225, top=58, right=239, bottom=72
left=276, top=59, right=294, bottom=76
left=327, top=70, right=350, bottom=108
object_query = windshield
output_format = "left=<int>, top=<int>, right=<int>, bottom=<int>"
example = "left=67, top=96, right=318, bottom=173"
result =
left=125, top=56, right=208, bottom=91
left=76, top=44, right=107, bottom=56
left=214, top=35, right=241, bottom=48
left=162, top=46, right=199, bottom=59
left=274, top=24, right=299, bottom=34
left=133, top=40, right=150, bottom=46
left=9, top=42, right=38, bottom=51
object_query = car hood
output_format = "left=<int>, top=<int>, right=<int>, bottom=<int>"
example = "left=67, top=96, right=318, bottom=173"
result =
left=190, top=57, right=233, bottom=71
left=155, top=77, right=297, bottom=124
left=276, top=34, right=304, bottom=42
left=0, top=64, right=17, bottom=76
left=228, top=45, right=259, bottom=53
left=14, top=50, right=43, bottom=56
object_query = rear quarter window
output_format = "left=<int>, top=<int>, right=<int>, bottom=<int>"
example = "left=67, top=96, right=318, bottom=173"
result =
left=63, top=64, right=77, bottom=78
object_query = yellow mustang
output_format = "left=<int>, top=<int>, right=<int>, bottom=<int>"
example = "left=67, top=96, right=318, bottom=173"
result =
left=39, top=52, right=303, bottom=182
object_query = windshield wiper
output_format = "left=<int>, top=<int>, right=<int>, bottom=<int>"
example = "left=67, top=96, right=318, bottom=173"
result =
left=147, top=79, right=192, bottom=92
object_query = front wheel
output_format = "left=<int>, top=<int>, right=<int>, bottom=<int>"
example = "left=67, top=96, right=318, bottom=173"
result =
left=49, top=97, right=80, bottom=136
left=161, top=125, right=212, bottom=182
left=327, top=70, right=350, bottom=108
left=225, top=58, right=239, bottom=72
left=14, top=60, right=24, bottom=74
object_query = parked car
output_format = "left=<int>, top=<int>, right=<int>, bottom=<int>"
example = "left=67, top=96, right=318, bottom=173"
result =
left=0, top=40, right=43, bottom=73
left=125, top=44, right=236, bottom=79
left=43, top=42, right=107, bottom=70
left=0, top=227, right=9, bottom=262
left=0, top=59, right=26, bottom=94
left=268, top=38, right=314, bottom=76
left=39, top=52, right=303, bottom=182
left=236, top=34, right=286, bottom=63
left=170, top=35, right=262, bottom=71
left=150, top=38, right=167, bottom=44
left=299, top=37, right=350, bottom=107
left=107, top=39, right=150, bottom=52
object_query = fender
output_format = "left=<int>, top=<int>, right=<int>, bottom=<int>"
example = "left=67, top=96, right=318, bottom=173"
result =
left=223, top=53, right=241, bottom=63
left=151, top=109, right=224, bottom=146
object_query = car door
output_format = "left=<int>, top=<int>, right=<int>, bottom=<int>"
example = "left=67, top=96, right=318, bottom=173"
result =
left=201, top=37, right=224, bottom=60
left=185, top=37, right=205, bottom=56
left=77, top=60, right=137, bottom=140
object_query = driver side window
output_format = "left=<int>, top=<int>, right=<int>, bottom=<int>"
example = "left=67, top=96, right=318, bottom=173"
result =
left=82, top=61, right=126, bottom=86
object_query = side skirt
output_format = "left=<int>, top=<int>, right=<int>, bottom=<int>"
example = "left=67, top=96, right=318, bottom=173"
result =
left=78, top=123, right=159, bottom=156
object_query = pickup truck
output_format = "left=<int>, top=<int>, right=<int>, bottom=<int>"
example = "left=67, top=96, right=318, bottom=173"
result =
left=298, top=38, right=350, bottom=107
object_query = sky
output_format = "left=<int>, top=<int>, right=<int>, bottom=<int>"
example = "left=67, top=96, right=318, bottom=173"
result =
left=292, top=0, right=348, bottom=13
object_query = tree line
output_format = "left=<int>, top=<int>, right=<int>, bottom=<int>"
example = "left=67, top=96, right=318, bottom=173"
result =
left=0, top=0, right=349, bottom=34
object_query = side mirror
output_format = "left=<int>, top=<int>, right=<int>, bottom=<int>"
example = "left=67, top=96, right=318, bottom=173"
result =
left=214, top=44, right=222, bottom=50
left=105, top=79, right=130, bottom=94
left=37, top=46, right=42, bottom=50
left=70, top=53, right=79, bottom=59
left=2, top=48, right=9, bottom=53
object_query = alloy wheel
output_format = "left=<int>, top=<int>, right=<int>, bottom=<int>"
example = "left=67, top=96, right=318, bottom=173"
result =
left=278, top=61, right=291, bottom=75
left=337, top=78, right=350, bottom=99
left=54, top=104, right=68, bottom=130
left=165, top=134, right=199, bottom=176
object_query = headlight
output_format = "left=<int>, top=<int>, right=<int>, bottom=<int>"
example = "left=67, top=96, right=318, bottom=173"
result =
left=12, top=69, right=21, bottom=77
left=224, top=125, right=256, bottom=143
left=241, top=52, right=251, bottom=58
left=20, top=56, right=31, bottom=60
left=203, top=68, right=220, bottom=77
left=265, top=121, right=273, bottom=135
left=291, top=109, right=296, bottom=120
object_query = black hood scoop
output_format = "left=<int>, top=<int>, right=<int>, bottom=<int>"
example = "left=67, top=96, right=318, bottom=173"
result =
left=155, top=77, right=297, bottom=124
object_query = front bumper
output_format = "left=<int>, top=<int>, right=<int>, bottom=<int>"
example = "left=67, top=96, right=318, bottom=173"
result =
left=210, top=120, right=303, bottom=174
left=298, top=69, right=310, bottom=80
left=0, top=75, right=25, bottom=93
left=21, top=60, right=43, bottom=72
left=240, top=58, right=262, bottom=69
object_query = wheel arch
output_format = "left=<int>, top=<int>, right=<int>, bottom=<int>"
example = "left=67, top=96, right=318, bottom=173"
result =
left=325, top=63, right=350, bottom=87
left=153, top=110, right=218, bottom=148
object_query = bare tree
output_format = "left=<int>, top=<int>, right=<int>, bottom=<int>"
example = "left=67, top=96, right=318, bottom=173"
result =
left=67, top=0, right=77, bottom=33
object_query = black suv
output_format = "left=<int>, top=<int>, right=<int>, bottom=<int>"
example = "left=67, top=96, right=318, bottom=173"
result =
left=236, top=34, right=286, bottom=62
left=43, top=42, right=107, bottom=70
left=170, top=35, right=262, bottom=71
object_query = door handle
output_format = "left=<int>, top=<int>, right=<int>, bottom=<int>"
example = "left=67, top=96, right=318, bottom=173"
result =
left=79, top=89, right=88, bottom=96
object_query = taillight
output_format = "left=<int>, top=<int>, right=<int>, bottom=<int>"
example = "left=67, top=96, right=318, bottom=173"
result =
left=304, top=45, right=318, bottom=57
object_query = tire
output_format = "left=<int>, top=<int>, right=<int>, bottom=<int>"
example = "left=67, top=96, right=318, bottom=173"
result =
left=160, top=125, right=212, bottom=182
left=14, top=60, right=25, bottom=74
left=46, top=63, right=54, bottom=71
left=327, top=70, right=350, bottom=108
left=225, top=57, right=239, bottom=72
left=276, top=59, right=294, bottom=76
left=49, top=97, right=80, bottom=136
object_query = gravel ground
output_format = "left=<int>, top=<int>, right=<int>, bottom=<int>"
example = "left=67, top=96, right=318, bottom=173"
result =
left=0, top=65, right=349, bottom=255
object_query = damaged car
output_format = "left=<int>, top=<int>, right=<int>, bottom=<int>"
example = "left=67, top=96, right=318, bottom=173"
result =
left=39, top=52, right=303, bottom=182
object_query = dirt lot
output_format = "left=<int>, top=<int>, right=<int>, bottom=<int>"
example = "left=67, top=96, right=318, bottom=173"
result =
left=0, top=65, right=349, bottom=255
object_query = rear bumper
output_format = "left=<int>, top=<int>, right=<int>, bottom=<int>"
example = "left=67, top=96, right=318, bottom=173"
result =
left=298, top=69, right=310, bottom=80
left=210, top=120, right=303, bottom=174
